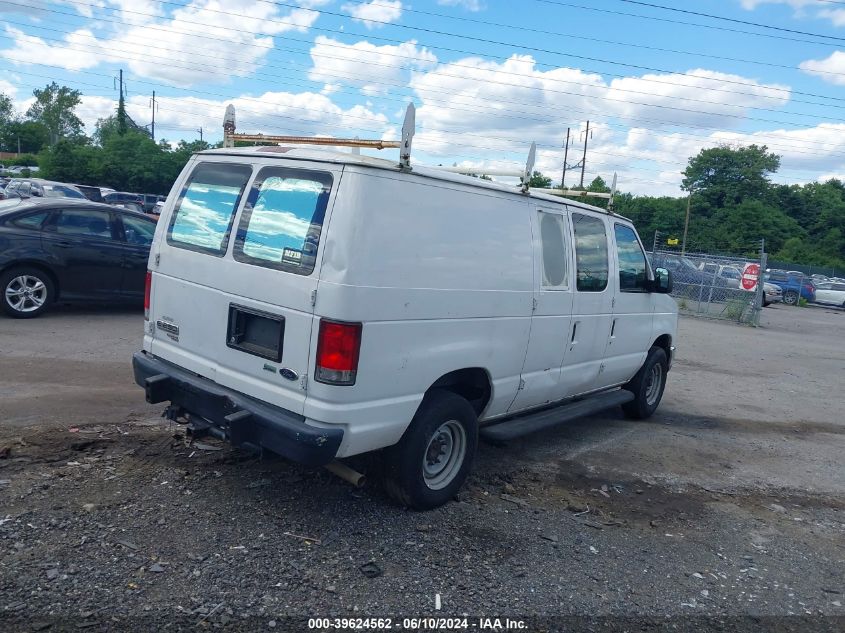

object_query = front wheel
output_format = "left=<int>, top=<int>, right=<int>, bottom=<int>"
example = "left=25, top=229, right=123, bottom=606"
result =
left=783, top=290, right=799, bottom=305
left=622, top=347, right=668, bottom=420
left=1, top=267, right=54, bottom=318
left=382, top=390, right=478, bottom=510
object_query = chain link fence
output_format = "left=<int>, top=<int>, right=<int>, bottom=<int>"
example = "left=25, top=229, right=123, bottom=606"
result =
left=649, top=234, right=767, bottom=325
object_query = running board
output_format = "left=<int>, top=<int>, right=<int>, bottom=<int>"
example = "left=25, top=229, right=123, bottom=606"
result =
left=480, top=389, right=634, bottom=443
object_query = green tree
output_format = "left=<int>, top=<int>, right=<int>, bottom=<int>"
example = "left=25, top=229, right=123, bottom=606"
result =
left=93, top=115, right=121, bottom=146
left=681, top=144, right=780, bottom=209
left=0, top=92, right=13, bottom=127
left=26, top=82, right=84, bottom=145
left=0, top=121, right=50, bottom=154
left=527, top=170, right=551, bottom=188
left=116, top=92, right=128, bottom=135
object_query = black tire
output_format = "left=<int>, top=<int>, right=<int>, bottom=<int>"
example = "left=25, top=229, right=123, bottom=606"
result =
left=1, top=266, right=54, bottom=318
left=622, top=347, right=668, bottom=420
left=783, top=290, right=799, bottom=306
left=382, top=390, right=478, bottom=510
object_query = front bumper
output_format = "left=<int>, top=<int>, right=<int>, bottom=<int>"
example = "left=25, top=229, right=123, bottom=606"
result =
left=132, top=351, right=343, bottom=466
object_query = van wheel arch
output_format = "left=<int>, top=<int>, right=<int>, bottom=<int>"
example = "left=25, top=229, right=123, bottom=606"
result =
left=427, top=368, right=492, bottom=418
left=651, top=334, right=672, bottom=361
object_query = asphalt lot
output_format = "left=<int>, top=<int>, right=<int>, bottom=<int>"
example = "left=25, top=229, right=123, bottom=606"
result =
left=1, top=303, right=844, bottom=631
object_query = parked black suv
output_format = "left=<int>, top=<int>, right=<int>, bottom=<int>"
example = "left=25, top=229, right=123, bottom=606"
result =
left=0, top=197, right=156, bottom=318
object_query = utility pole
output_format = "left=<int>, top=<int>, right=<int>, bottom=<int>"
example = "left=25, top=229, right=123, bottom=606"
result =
left=579, top=120, right=590, bottom=189
left=681, top=191, right=692, bottom=256
left=197, top=127, right=203, bottom=142
left=561, top=127, right=570, bottom=190
left=149, top=90, right=157, bottom=142
left=17, top=137, right=21, bottom=156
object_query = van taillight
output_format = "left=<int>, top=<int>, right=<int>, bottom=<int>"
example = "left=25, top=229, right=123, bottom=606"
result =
left=315, top=319, right=362, bottom=386
left=143, top=271, right=151, bottom=320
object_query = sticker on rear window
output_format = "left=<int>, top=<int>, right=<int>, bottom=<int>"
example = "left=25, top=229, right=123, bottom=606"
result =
left=282, top=248, right=303, bottom=264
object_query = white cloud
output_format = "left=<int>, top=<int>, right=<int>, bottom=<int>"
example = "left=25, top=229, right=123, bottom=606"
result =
left=605, top=69, right=790, bottom=128
left=436, top=0, right=485, bottom=11
left=800, top=50, right=845, bottom=84
left=738, top=0, right=820, bottom=8
left=309, top=37, right=437, bottom=95
left=1, top=26, right=104, bottom=71
left=341, top=0, right=402, bottom=29
left=409, top=55, right=790, bottom=159
left=738, top=0, right=845, bottom=26
left=0, top=78, right=20, bottom=99
left=0, top=1, right=324, bottom=86
left=79, top=90, right=393, bottom=143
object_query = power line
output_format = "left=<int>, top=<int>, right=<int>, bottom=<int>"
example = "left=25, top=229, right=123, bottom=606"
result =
left=530, top=0, right=845, bottom=47
left=269, top=0, right=845, bottom=80
left=4, top=15, right=845, bottom=138
left=9, top=63, right=843, bottom=189
left=9, top=0, right=845, bottom=106
left=8, top=55, right=845, bottom=164
left=618, top=0, right=845, bottom=43
left=13, top=14, right=843, bottom=116
left=6, top=23, right=840, bottom=129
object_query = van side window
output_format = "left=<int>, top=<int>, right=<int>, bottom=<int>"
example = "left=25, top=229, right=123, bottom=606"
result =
left=233, top=167, right=332, bottom=276
left=572, top=213, right=608, bottom=292
left=614, top=224, right=648, bottom=292
left=538, top=211, right=568, bottom=288
left=167, top=162, right=252, bottom=256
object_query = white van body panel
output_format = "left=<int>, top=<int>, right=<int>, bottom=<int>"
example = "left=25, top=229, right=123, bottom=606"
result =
left=139, top=147, right=678, bottom=461
left=507, top=205, right=573, bottom=413
left=309, top=166, right=533, bottom=455
left=146, top=154, right=344, bottom=417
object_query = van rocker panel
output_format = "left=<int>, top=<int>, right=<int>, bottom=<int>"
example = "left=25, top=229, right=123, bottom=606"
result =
left=132, top=351, right=342, bottom=466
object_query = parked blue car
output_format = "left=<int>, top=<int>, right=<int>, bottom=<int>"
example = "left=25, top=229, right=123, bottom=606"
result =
left=764, top=270, right=816, bottom=305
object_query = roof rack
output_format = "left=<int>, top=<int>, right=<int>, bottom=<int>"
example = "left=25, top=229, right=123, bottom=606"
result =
left=222, top=104, right=616, bottom=206
left=532, top=173, right=618, bottom=212
left=223, top=103, right=403, bottom=153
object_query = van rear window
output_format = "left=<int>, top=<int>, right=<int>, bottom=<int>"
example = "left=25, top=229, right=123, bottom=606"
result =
left=167, top=162, right=252, bottom=256
left=233, top=167, right=332, bottom=275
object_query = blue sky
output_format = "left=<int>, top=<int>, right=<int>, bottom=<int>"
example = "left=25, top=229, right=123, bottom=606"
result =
left=3, top=0, right=845, bottom=195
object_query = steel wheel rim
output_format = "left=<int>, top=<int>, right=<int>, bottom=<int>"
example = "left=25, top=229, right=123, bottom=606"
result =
left=645, top=363, right=664, bottom=407
left=5, top=275, right=47, bottom=313
left=422, top=420, right=467, bottom=490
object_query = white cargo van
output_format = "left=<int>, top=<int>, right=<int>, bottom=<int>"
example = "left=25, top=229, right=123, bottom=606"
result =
left=134, top=137, right=677, bottom=509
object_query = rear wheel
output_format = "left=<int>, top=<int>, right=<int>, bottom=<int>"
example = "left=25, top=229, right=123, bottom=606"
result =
left=622, top=347, right=668, bottom=420
left=382, top=390, right=478, bottom=510
left=1, top=267, right=54, bottom=318
left=783, top=290, right=799, bottom=305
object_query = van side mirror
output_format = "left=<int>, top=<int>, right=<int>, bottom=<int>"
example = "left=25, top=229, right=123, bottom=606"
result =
left=652, top=267, right=672, bottom=293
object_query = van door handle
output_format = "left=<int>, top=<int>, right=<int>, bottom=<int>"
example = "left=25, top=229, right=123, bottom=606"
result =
left=55, top=241, right=73, bottom=248
left=570, top=321, right=578, bottom=347
left=610, top=318, right=617, bottom=339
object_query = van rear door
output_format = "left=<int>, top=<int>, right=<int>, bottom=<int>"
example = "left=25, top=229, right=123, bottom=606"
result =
left=148, top=156, right=340, bottom=416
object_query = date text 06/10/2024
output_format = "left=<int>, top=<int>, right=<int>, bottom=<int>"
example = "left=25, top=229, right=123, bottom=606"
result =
left=307, top=617, right=528, bottom=630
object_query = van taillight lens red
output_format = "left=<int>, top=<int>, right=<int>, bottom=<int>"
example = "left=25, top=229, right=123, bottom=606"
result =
left=143, top=271, right=151, bottom=320
left=315, top=319, right=362, bottom=386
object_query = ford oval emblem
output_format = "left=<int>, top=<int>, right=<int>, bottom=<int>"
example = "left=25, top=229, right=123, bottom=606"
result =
left=279, top=368, right=298, bottom=381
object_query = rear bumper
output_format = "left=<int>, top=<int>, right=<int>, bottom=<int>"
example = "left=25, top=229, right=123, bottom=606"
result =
left=132, top=351, right=343, bottom=466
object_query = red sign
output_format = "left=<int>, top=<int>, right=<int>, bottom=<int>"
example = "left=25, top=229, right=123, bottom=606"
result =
left=741, top=263, right=760, bottom=291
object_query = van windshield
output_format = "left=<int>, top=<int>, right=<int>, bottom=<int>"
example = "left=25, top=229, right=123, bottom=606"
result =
left=233, top=167, right=332, bottom=276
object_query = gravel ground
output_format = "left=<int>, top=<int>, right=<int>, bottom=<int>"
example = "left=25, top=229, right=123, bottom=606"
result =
left=1, top=304, right=844, bottom=632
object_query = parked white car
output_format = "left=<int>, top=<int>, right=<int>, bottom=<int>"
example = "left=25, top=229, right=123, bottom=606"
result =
left=813, top=282, right=845, bottom=307
left=133, top=145, right=678, bottom=509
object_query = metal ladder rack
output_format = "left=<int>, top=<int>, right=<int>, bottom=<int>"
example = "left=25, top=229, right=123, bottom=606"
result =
left=222, top=103, right=616, bottom=209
